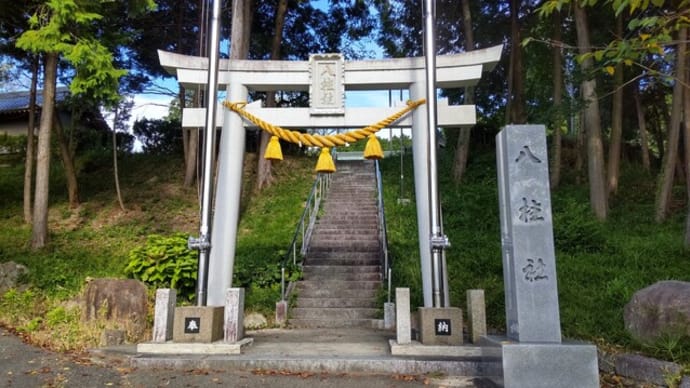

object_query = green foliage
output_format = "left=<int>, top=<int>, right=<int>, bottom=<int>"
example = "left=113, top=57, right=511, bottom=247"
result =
left=642, top=333, right=690, bottom=365
left=15, top=0, right=155, bottom=107
left=132, top=118, right=183, bottom=155
left=552, top=196, right=606, bottom=253
left=0, top=289, right=39, bottom=323
left=537, top=0, right=690, bottom=79
left=0, top=134, right=27, bottom=155
left=125, top=233, right=197, bottom=302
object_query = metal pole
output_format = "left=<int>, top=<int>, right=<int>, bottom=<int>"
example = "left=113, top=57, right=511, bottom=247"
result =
left=189, top=0, right=222, bottom=306
left=422, top=0, right=450, bottom=308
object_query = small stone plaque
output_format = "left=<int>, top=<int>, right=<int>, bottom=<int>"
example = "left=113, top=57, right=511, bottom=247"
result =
left=184, top=317, right=201, bottom=334
left=309, top=53, right=344, bottom=115
left=434, top=319, right=451, bottom=336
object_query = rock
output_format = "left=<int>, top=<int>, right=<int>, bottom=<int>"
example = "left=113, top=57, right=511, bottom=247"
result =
left=83, top=278, right=148, bottom=338
left=0, top=261, right=28, bottom=294
left=100, top=329, right=125, bottom=347
left=597, top=349, right=616, bottom=374
left=624, top=280, right=690, bottom=343
left=614, top=353, right=681, bottom=387
left=680, top=375, right=690, bottom=388
left=244, top=312, right=268, bottom=330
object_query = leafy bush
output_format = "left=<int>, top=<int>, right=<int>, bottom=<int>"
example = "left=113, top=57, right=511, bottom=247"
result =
left=125, top=233, right=197, bottom=302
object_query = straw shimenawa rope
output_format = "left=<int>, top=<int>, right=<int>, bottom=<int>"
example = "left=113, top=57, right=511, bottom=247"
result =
left=222, top=99, right=426, bottom=148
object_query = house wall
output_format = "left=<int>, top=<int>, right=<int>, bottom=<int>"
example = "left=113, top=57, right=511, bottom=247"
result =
left=0, top=120, right=28, bottom=137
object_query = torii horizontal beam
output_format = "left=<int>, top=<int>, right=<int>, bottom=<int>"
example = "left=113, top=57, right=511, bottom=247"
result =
left=181, top=99, right=476, bottom=129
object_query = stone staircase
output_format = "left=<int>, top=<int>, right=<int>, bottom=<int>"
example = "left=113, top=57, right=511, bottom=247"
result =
left=290, top=160, right=383, bottom=328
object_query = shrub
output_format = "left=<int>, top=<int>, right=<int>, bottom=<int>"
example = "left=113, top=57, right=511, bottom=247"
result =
left=125, top=233, right=197, bottom=302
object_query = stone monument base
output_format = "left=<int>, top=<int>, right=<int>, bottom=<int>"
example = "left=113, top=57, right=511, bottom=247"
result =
left=418, top=307, right=463, bottom=345
left=481, top=336, right=599, bottom=388
left=173, top=306, right=224, bottom=343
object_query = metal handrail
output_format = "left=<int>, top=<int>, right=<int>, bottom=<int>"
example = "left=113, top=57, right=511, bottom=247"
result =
left=280, top=172, right=330, bottom=301
left=375, top=160, right=392, bottom=303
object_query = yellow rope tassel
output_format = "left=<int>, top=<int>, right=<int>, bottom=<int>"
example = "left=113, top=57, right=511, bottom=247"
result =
left=363, top=134, right=384, bottom=160
left=315, top=147, right=336, bottom=173
left=264, top=135, right=283, bottom=161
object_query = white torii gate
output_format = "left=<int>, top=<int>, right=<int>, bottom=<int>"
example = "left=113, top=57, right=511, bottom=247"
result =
left=158, top=45, right=501, bottom=307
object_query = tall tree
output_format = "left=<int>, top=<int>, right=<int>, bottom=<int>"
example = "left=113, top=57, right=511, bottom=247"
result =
left=607, top=15, right=624, bottom=196
left=16, top=0, right=154, bottom=248
left=451, top=0, right=474, bottom=183
left=183, top=0, right=209, bottom=187
left=54, top=110, right=79, bottom=207
left=256, top=0, right=288, bottom=191
left=506, top=0, right=527, bottom=124
left=24, top=58, right=38, bottom=223
left=573, top=2, right=608, bottom=220
left=655, top=27, right=687, bottom=222
left=549, top=10, right=564, bottom=189
left=633, top=84, right=651, bottom=172
left=29, top=52, right=57, bottom=248
left=684, top=58, right=690, bottom=246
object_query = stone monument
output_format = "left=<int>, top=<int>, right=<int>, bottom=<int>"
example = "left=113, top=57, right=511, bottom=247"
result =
left=482, top=125, right=599, bottom=387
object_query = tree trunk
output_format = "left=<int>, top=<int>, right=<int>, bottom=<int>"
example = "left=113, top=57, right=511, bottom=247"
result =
left=53, top=111, right=79, bottom=208
left=451, top=0, right=474, bottom=183
left=683, top=52, right=690, bottom=248
left=633, top=85, right=651, bottom=172
left=656, top=27, right=687, bottom=223
left=575, top=109, right=585, bottom=185
left=112, top=106, right=126, bottom=211
left=231, top=0, right=253, bottom=60
left=23, top=57, right=38, bottom=224
left=574, top=3, right=608, bottom=220
left=607, top=15, right=624, bottom=196
left=183, top=93, right=199, bottom=187
left=549, top=11, right=563, bottom=189
left=256, top=0, right=288, bottom=191
left=175, top=2, right=191, bottom=171
left=507, top=0, right=527, bottom=124
left=184, top=0, right=209, bottom=187
left=31, top=52, right=58, bottom=249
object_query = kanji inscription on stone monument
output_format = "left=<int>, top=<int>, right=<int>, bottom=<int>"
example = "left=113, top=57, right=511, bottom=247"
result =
left=496, top=124, right=561, bottom=343
left=309, top=53, right=344, bottom=115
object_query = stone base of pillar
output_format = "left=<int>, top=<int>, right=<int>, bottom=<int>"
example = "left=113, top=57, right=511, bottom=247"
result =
left=418, top=307, right=463, bottom=346
left=172, top=306, right=224, bottom=343
left=481, top=336, right=599, bottom=388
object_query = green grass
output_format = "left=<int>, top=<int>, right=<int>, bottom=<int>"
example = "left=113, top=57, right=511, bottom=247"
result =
left=0, top=146, right=689, bottom=364
left=380, top=149, right=690, bottom=364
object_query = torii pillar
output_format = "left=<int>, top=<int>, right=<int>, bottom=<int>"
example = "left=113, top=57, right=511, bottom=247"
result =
left=159, top=46, right=502, bottom=307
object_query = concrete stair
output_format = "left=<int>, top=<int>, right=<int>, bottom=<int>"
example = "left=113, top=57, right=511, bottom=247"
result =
left=290, top=160, right=383, bottom=329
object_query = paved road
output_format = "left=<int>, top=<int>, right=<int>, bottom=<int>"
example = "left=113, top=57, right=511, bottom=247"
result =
left=0, top=328, right=444, bottom=387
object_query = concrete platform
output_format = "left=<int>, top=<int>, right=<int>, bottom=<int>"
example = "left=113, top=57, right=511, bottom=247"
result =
left=122, top=328, right=501, bottom=380
left=137, top=338, right=254, bottom=355
left=390, top=340, right=482, bottom=357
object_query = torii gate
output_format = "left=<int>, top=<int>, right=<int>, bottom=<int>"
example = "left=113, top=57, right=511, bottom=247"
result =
left=158, top=45, right=501, bottom=307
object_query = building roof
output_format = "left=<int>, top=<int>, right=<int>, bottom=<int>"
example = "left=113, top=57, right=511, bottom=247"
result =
left=0, top=87, right=70, bottom=115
